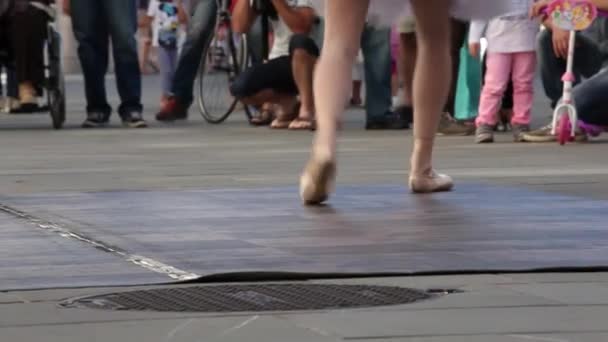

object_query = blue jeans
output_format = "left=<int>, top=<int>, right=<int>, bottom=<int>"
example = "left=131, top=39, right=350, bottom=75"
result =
left=538, top=29, right=603, bottom=109
left=315, top=20, right=392, bottom=119
left=70, top=0, right=142, bottom=116
left=573, top=68, right=608, bottom=126
left=537, top=29, right=608, bottom=126
left=171, top=0, right=264, bottom=108
left=361, top=25, right=392, bottom=119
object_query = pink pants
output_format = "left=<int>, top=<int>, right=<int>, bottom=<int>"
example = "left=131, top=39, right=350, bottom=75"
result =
left=476, top=52, right=537, bottom=127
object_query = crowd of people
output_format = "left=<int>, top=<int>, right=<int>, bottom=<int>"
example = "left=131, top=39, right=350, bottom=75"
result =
left=0, top=0, right=607, bottom=145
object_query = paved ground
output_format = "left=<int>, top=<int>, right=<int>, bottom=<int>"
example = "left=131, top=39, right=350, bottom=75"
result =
left=1, top=75, right=607, bottom=341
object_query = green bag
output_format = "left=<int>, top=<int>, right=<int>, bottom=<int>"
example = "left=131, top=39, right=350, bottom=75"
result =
left=454, top=32, right=482, bottom=121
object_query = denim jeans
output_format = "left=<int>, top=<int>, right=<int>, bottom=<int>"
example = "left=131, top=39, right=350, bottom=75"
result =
left=171, top=0, right=264, bottom=108
left=572, top=68, right=608, bottom=126
left=297, top=19, right=393, bottom=119
left=360, top=25, right=392, bottom=119
left=70, top=0, right=142, bottom=116
left=537, top=29, right=603, bottom=109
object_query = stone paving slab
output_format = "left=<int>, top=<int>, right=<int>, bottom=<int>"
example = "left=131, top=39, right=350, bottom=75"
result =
left=360, top=334, right=608, bottom=342
left=1, top=274, right=607, bottom=341
left=283, top=306, right=608, bottom=339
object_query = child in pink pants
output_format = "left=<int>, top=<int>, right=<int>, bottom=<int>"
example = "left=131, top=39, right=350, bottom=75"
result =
left=469, top=10, right=539, bottom=143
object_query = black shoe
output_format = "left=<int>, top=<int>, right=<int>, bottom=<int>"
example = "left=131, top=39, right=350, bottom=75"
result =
left=365, top=111, right=410, bottom=130
left=82, top=112, right=110, bottom=128
left=122, top=111, right=147, bottom=128
left=394, top=105, right=413, bottom=125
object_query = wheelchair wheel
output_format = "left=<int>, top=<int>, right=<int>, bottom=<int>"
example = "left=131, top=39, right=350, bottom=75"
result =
left=47, top=28, right=65, bottom=129
left=197, top=21, right=249, bottom=124
left=49, top=82, right=65, bottom=129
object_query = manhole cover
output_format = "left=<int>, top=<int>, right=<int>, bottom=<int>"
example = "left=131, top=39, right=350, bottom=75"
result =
left=63, top=284, right=435, bottom=312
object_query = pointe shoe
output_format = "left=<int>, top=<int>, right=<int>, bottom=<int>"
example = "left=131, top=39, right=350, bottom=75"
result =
left=299, top=155, right=336, bottom=205
left=409, top=169, right=454, bottom=194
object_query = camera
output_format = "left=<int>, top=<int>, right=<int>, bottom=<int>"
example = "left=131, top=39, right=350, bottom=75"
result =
left=253, top=0, right=278, bottom=20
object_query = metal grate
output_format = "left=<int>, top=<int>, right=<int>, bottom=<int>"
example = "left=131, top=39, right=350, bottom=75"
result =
left=63, top=284, right=435, bottom=312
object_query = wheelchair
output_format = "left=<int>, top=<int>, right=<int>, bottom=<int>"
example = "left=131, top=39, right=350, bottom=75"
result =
left=0, top=1, right=66, bottom=129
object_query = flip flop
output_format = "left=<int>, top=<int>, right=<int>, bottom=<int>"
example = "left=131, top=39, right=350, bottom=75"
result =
left=250, top=109, right=274, bottom=126
left=270, top=116, right=294, bottom=129
left=288, top=117, right=316, bottom=131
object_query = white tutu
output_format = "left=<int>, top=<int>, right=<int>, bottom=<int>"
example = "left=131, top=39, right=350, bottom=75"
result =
left=310, top=0, right=516, bottom=27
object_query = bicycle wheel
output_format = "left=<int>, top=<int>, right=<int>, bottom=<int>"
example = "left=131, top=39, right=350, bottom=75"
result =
left=197, top=21, right=248, bottom=124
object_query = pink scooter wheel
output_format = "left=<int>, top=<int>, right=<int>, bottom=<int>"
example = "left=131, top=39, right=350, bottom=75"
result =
left=558, top=115, right=571, bottom=145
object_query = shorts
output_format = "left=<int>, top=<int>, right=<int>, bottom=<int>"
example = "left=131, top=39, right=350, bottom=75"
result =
left=230, top=34, right=319, bottom=98
left=397, top=16, right=415, bottom=34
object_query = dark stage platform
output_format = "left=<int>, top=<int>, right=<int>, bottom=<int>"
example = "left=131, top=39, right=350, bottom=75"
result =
left=1, top=183, right=607, bottom=290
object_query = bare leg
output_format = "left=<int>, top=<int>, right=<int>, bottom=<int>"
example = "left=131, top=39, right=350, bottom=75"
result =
left=299, top=0, right=369, bottom=205
left=291, top=49, right=317, bottom=122
left=408, top=0, right=454, bottom=193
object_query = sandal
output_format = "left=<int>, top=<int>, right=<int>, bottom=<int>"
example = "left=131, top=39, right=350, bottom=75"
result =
left=270, top=115, right=295, bottom=129
left=270, top=101, right=299, bottom=129
left=250, top=108, right=274, bottom=126
left=288, top=117, right=316, bottom=131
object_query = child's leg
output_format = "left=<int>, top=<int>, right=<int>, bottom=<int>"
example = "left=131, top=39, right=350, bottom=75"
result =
left=510, top=51, right=536, bottom=126
left=475, top=53, right=512, bottom=127
left=409, top=0, right=451, bottom=176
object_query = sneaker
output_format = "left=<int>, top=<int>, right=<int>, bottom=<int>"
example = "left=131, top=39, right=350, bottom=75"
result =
left=578, top=121, right=608, bottom=137
left=437, top=112, right=475, bottom=136
left=82, top=112, right=110, bottom=128
left=520, top=123, right=587, bottom=143
left=365, top=111, right=410, bottom=130
left=122, top=111, right=148, bottom=128
left=156, top=97, right=188, bottom=122
left=512, top=124, right=530, bottom=142
left=475, top=124, right=494, bottom=143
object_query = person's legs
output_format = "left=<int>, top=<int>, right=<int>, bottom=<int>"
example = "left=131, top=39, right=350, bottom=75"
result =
left=288, top=34, right=319, bottom=128
left=299, top=0, right=369, bottom=205
left=171, top=0, right=218, bottom=108
left=399, top=31, right=416, bottom=108
left=103, top=0, right=143, bottom=123
left=521, top=30, right=602, bottom=142
left=510, top=51, right=536, bottom=128
left=361, top=24, right=402, bottom=128
left=445, top=18, right=467, bottom=115
left=230, top=56, right=296, bottom=104
left=476, top=53, right=512, bottom=127
left=408, top=0, right=453, bottom=193
left=230, top=55, right=300, bottom=127
left=537, top=29, right=602, bottom=108
left=573, top=68, right=608, bottom=127
left=10, top=8, right=47, bottom=108
left=158, top=47, right=178, bottom=103
left=70, top=0, right=112, bottom=121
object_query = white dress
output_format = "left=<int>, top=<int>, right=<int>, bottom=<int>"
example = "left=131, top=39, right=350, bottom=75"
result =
left=310, top=0, right=517, bottom=27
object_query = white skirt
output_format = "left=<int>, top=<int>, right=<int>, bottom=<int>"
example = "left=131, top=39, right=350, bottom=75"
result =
left=310, top=0, right=515, bottom=27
